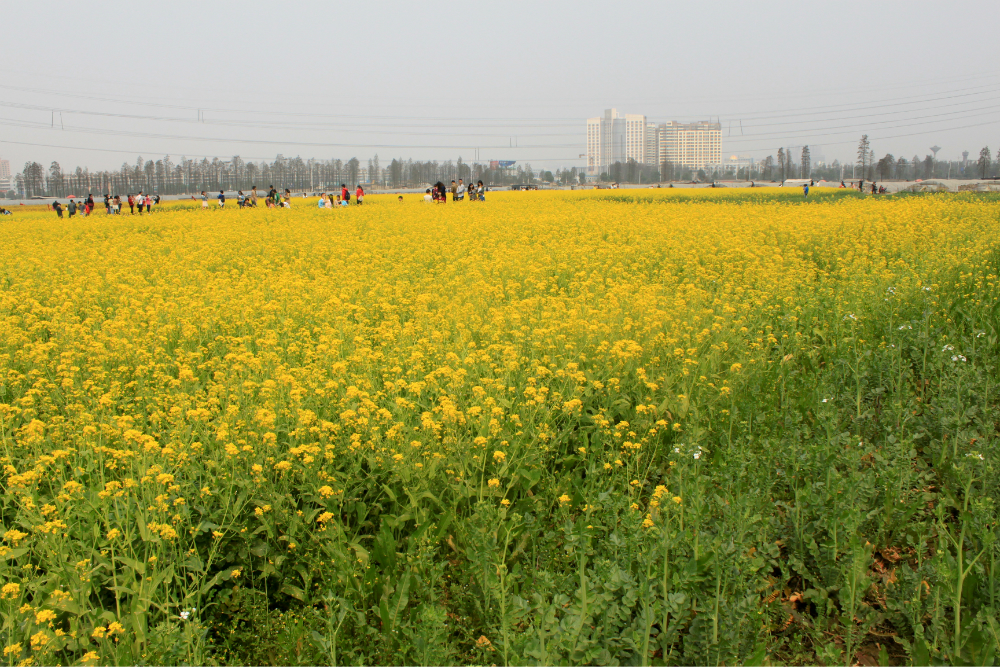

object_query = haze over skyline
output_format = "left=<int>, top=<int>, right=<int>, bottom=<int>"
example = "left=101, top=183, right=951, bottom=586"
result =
left=3, top=0, right=998, bottom=172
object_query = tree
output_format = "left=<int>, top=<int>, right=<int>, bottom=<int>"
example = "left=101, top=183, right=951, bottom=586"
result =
left=777, top=148, right=786, bottom=181
left=760, top=155, right=774, bottom=181
left=346, top=157, right=360, bottom=186
left=48, top=162, right=63, bottom=196
left=896, top=156, right=908, bottom=180
left=856, top=135, right=870, bottom=179
left=877, top=153, right=894, bottom=180
left=800, top=146, right=811, bottom=179
left=661, top=160, right=675, bottom=182
left=22, top=162, right=44, bottom=197
left=978, top=146, right=992, bottom=178
left=371, top=154, right=380, bottom=186
left=923, top=155, right=934, bottom=179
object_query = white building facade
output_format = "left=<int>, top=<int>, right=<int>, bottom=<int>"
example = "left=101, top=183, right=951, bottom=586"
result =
left=588, top=113, right=722, bottom=176
left=0, top=159, right=11, bottom=193
left=658, top=121, right=722, bottom=172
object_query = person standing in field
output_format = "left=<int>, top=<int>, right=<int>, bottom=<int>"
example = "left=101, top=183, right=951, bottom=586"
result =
left=251, top=185, right=258, bottom=207
left=127, top=194, right=135, bottom=214
left=456, top=178, right=465, bottom=201
left=356, top=185, right=364, bottom=205
left=477, top=180, right=485, bottom=201
left=218, top=190, right=226, bottom=208
left=803, top=184, right=809, bottom=197
left=341, top=183, right=349, bottom=204
left=67, top=199, right=77, bottom=218
left=450, top=180, right=457, bottom=201
left=114, top=195, right=122, bottom=213
left=53, top=200, right=63, bottom=218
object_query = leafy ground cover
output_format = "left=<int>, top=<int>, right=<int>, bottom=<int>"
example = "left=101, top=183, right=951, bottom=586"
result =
left=0, top=189, right=998, bottom=665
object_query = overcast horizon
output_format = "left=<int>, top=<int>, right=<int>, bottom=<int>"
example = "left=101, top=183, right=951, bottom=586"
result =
left=3, top=0, right=999, bottom=173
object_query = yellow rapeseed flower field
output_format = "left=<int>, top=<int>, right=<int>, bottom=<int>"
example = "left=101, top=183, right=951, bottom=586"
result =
left=0, top=189, right=998, bottom=664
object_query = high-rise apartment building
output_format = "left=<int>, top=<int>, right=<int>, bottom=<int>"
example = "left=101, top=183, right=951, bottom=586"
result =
left=587, top=113, right=721, bottom=176
left=645, top=122, right=660, bottom=170
left=657, top=121, right=722, bottom=171
left=587, top=109, right=623, bottom=176
left=0, top=159, right=11, bottom=193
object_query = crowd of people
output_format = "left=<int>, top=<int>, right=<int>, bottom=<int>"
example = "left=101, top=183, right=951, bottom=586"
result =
left=45, top=180, right=493, bottom=218
left=314, top=184, right=366, bottom=208
left=51, top=192, right=160, bottom=218
left=837, top=179, right=889, bottom=194
left=424, top=179, right=486, bottom=202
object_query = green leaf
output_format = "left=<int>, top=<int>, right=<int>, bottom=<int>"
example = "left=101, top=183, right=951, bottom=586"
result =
left=280, top=583, right=306, bottom=601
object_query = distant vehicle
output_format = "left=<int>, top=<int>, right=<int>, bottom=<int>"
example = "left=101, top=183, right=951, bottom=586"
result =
left=509, top=184, right=538, bottom=191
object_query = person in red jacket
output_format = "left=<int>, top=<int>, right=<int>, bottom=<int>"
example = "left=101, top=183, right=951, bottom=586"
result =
left=356, top=185, right=364, bottom=205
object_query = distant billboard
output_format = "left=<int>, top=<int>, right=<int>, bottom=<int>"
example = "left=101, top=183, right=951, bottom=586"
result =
left=489, top=160, right=516, bottom=169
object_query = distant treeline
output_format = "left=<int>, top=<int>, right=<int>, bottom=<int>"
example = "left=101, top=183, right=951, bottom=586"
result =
left=10, top=155, right=575, bottom=198
left=9, top=141, right=998, bottom=198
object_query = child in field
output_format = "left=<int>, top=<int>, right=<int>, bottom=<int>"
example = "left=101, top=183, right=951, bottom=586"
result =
left=201, top=192, right=208, bottom=209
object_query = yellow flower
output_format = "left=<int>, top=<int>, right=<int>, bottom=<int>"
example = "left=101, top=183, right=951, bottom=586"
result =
left=318, top=485, right=335, bottom=498
left=230, top=569, right=242, bottom=579
left=105, top=528, right=120, bottom=540
left=106, top=621, right=124, bottom=634
left=487, top=478, right=500, bottom=488
left=603, top=462, right=612, bottom=470
left=274, top=461, right=292, bottom=471
left=492, top=450, right=506, bottom=463
left=3, top=529, right=27, bottom=544
left=500, top=499, right=510, bottom=506
left=317, top=512, right=335, bottom=524
left=3, top=643, right=21, bottom=657
left=91, top=626, right=106, bottom=639
left=672, top=496, right=682, bottom=504
left=34, top=610, right=56, bottom=625
left=1, top=583, right=20, bottom=599
left=80, top=651, right=100, bottom=664
left=558, top=494, right=571, bottom=504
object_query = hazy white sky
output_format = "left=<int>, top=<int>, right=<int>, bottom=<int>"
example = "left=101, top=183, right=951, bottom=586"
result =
left=3, top=0, right=998, bottom=171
